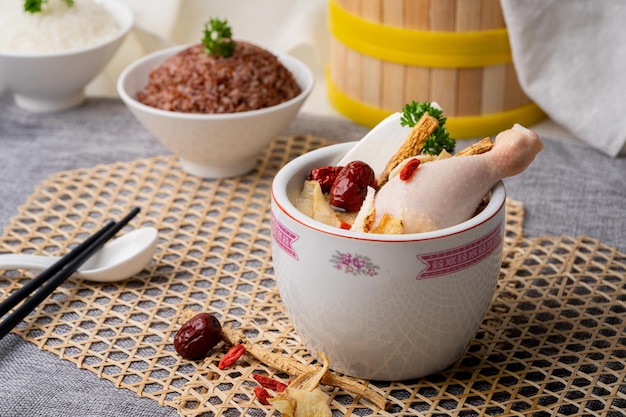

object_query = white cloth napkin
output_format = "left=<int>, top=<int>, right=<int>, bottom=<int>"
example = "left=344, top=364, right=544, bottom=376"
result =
left=500, top=0, right=626, bottom=157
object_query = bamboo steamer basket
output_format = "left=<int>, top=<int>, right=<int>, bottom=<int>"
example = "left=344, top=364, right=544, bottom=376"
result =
left=327, top=0, right=546, bottom=139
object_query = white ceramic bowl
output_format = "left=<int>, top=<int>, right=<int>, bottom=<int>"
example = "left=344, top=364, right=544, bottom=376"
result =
left=0, top=0, right=133, bottom=112
left=271, top=142, right=506, bottom=381
left=117, top=44, right=314, bottom=179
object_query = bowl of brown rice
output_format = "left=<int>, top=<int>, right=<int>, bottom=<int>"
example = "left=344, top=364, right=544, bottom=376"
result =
left=0, top=0, right=133, bottom=112
left=117, top=40, right=314, bottom=179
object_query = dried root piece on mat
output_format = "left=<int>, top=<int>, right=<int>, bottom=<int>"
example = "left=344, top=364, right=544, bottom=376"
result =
left=222, top=326, right=389, bottom=411
left=377, top=113, right=439, bottom=187
left=269, top=352, right=332, bottom=417
left=455, top=137, right=494, bottom=156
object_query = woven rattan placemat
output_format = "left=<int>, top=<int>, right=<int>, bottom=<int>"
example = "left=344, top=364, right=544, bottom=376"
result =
left=1, top=135, right=624, bottom=416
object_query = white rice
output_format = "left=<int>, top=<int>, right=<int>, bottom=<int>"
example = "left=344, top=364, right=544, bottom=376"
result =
left=0, top=0, right=121, bottom=53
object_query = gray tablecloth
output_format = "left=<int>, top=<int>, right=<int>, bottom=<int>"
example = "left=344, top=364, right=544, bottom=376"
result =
left=0, top=93, right=624, bottom=416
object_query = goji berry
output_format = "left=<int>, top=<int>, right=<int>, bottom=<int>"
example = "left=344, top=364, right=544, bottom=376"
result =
left=218, top=343, right=246, bottom=370
left=399, top=158, right=421, bottom=181
left=339, top=221, right=352, bottom=230
left=252, top=373, right=288, bottom=392
left=254, top=386, right=273, bottom=405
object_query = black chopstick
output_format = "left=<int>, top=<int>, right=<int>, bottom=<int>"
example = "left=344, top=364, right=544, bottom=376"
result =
left=0, top=221, right=116, bottom=318
left=0, top=207, right=140, bottom=341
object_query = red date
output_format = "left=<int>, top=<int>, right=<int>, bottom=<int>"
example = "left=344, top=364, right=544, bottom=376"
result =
left=308, top=165, right=343, bottom=193
left=174, top=313, right=223, bottom=360
left=329, top=160, right=375, bottom=212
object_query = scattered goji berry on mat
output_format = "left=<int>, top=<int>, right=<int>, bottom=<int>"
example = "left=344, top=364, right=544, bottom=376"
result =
left=218, top=343, right=246, bottom=370
left=254, top=386, right=273, bottom=405
left=252, top=373, right=288, bottom=392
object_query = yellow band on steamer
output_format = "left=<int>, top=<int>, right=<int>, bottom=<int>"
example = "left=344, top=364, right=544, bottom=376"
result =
left=328, top=0, right=512, bottom=68
left=326, top=72, right=546, bottom=139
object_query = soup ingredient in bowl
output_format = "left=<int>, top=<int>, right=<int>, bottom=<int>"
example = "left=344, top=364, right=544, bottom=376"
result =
left=308, top=165, right=344, bottom=193
left=373, top=124, right=543, bottom=233
left=376, top=103, right=454, bottom=187
left=328, top=161, right=376, bottom=212
left=136, top=18, right=302, bottom=114
left=294, top=102, right=543, bottom=234
left=0, top=0, right=121, bottom=53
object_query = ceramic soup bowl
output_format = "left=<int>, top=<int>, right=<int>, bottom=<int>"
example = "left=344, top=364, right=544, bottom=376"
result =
left=270, top=141, right=505, bottom=381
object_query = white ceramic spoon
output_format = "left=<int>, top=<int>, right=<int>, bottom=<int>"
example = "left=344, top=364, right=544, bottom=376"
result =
left=0, top=227, right=158, bottom=282
left=335, top=112, right=410, bottom=177
left=336, top=102, right=442, bottom=177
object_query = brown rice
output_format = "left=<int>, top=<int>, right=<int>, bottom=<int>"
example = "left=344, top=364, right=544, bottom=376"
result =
left=137, top=41, right=302, bottom=114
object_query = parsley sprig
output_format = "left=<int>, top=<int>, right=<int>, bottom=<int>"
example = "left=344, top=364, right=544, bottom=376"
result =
left=202, top=18, right=236, bottom=58
left=400, top=101, right=456, bottom=155
left=24, top=0, right=74, bottom=13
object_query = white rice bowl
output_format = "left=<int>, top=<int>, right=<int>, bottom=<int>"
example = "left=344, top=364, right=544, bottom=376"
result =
left=0, top=0, right=122, bottom=53
left=0, top=0, right=133, bottom=111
